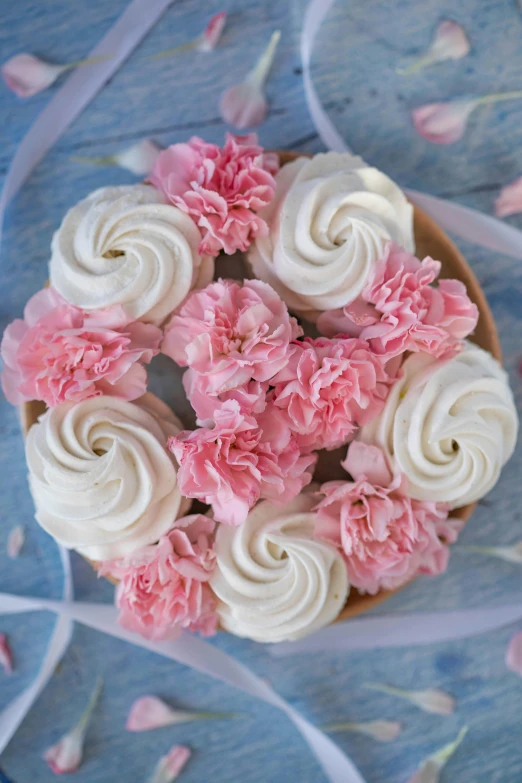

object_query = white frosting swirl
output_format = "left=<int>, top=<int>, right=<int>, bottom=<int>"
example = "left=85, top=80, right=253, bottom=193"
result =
left=26, top=393, right=191, bottom=560
left=50, top=185, right=213, bottom=325
left=211, top=494, right=349, bottom=643
left=248, top=152, right=414, bottom=318
left=360, top=343, right=518, bottom=508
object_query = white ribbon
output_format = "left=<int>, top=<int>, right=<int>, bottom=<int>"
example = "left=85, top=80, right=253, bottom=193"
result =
left=0, top=0, right=176, bottom=247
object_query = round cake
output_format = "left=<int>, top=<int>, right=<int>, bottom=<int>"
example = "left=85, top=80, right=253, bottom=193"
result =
left=6, top=138, right=517, bottom=641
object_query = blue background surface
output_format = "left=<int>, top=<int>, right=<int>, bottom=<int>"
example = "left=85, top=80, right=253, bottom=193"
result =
left=1, top=1, right=522, bottom=781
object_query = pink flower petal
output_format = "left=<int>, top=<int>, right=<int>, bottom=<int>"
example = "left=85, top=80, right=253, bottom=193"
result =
left=2, top=53, right=65, bottom=98
left=325, top=719, right=401, bottom=742
left=126, top=695, right=234, bottom=731
left=197, top=11, right=227, bottom=52
left=506, top=630, right=522, bottom=675
left=412, top=99, right=478, bottom=144
left=148, top=745, right=191, bottom=783
left=43, top=677, right=102, bottom=775
left=113, top=139, right=162, bottom=175
left=495, top=177, right=522, bottom=218
left=7, top=525, right=24, bottom=558
left=408, top=727, right=468, bottom=783
left=219, top=30, right=280, bottom=129
left=364, top=684, right=455, bottom=715
left=399, top=20, right=470, bottom=74
left=0, top=634, right=14, bottom=675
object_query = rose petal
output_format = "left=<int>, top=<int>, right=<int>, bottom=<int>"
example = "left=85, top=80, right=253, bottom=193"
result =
left=325, top=719, right=401, bottom=742
left=506, top=630, right=522, bottom=675
left=113, top=139, right=162, bottom=175
left=399, top=20, right=470, bottom=74
left=147, top=745, right=191, bottom=783
left=364, top=683, right=455, bottom=715
left=459, top=540, right=522, bottom=563
left=7, top=525, right=24, bottom=559
left=197, top=11, right=227, bottom=52
left=495, top=177, right=522, bottom=218
left=43, top=677, right=102, bottom=775
left=412, top=99, right=478, bottom=144
left=2, top=54, right=66, bottom=98
left=220, top=31, right=280, bottom=129
left=0, top=634, right=13, bottom=675
left=408, top=727, right=468, bottom=783
left=126, top=695, right=236, bottom=732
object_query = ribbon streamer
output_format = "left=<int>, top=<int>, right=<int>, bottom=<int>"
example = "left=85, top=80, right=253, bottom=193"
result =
left=0, top=0, right=176, bottom=248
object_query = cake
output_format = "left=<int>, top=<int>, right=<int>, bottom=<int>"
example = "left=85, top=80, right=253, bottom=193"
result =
left=4, top=136, right=518, bottom=642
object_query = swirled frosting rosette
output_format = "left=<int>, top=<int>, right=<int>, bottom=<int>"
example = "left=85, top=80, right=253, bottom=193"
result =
left=211, top=493, right=349, bottom=642
left=247, top=152, right=414, bottom=319
left=25, top=393, right=190, bottom=560
left=49, top=184, right=214, bottom=324
left=359, top=342, right=518, bottom=508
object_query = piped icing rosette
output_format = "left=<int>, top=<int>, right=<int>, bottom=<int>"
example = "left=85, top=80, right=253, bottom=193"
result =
left=49, top=184, right=214, bottom=325
left=247, top=152, right=414, bottom=319
left=211, top=493, right=349, bottom=642
left=359, top=342, right=518, bottom=508
left=25, top=393, right=190, bottom=560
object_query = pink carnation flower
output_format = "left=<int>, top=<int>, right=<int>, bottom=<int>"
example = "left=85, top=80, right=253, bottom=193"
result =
left=99, top=515, right=218, bottom=640
left=1, top=288, right=162, bottom=407
left=315, top=441, right=462, bottom=595
left=271, top=336, right=393, bottom=451
left=317, top=242, right=478, bottom=358
left=149, top=133, right=279, bottom=256
left=168, top=400, right=316, bottom=526
left=183, top=368, right=268, bottom=424
left=162, top=278, right=302, bottom=394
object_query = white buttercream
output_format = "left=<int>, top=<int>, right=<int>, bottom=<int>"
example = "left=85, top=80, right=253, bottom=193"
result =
left=26, top=393, right=191, bottom=560
left=211, top=493, right=349, bottom=643
left=248, top=152, right=414, bottom=318
left=49, top=184, right=213, bottom=325
left=360, top=343, right=518, bottom=508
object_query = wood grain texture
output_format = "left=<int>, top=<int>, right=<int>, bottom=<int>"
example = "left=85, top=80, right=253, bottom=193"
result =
left=2, top=2, right=522, bottom=782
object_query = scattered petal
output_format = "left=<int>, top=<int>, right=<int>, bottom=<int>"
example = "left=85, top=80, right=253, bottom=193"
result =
left=495, top=177, right=522, bottom=218
left=1, top=52, right=106, bottom=98
left=126, top=695, right=238, bottom=732
left=324, top=719, right=401, bottom=742
left=398, top=20, right=470, bottom=75
left=364, top=684, right=455, bottom=715
left=43, top=676, right=102, bottom=774
left=506, top=630, right=522, bottom=675
left=220, top=30, right=281, bottom=129
left=2, top=54, right=66, bottom=98
left=197, top=11, right=227, bottom=52
left=408, top=727, right=468, bottom=783
left=147, top=745, right=191, bottom=783
left=7, top=525, right=24, bottom=558
left=459, top=540, right=522, bottom=563
left=72, top=139, right=161, bottom=176
left=0, top=634, right=13, bottom=675
left=412, top=91, right=522, bottom=144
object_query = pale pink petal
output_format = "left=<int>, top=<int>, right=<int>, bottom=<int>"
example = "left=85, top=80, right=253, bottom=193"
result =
left=43, top=677, right=102, bottom=775
left=325, top=719, right=401, bottom=742
left=460, top=540, right=522, bottom=563
left=7, top=525, right=24, bottom=558
left=506, top=630, right=522, bottom=675
left=148, top=745, right=191, bottom=783
left=113, top=139, right=162, bottom=175
left=412, top=99, right=478, bottom=144
left=364, top=684, right=455, bottom=715
left=408, top=727, right=468, bottom=783
left=399, top=20, right=470, bottom=74
left=0, top=634, right=14, bottom=675
left=126, top=695, right=234, bottom=731
left=197, top=11, right=227, bottom=52
left=2, top=53, right=65, bottom=98
left=342, top=441, right=393, bottom=486
left=220, top=30, right=280, bottom=129
left=495, top=177, right=522, bottom=218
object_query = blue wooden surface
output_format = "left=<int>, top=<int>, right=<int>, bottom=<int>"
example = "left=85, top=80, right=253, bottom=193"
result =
left=2, top=1, right=522, bottom=781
